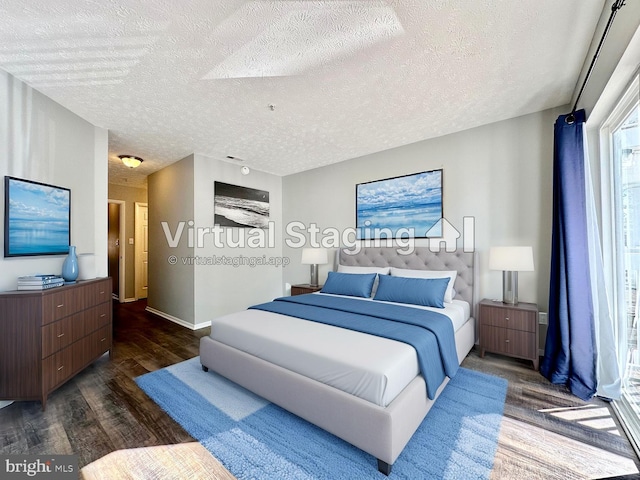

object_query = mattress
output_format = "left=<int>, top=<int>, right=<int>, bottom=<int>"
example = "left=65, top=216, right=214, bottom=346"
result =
left=209, top=294, right=470, bottom=407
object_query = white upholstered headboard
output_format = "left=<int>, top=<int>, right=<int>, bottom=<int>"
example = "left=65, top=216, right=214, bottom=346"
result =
left=337, top=247, right=478, bottom=317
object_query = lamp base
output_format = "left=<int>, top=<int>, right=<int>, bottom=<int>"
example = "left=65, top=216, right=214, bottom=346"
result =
left=502, top=271, right=519, bottom=304
left=309, top=264, right=319, bottom=287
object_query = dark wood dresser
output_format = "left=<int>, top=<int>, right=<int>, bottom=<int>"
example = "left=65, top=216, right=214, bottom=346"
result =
left=0, top=277, right=112, bottom=409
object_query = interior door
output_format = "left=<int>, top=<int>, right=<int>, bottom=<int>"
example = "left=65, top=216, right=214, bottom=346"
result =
left=135, top=203, right=148, bottom=299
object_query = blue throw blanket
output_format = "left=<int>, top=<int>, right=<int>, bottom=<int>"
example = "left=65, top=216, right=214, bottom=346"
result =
left=249, top=294, right=458, bottom=399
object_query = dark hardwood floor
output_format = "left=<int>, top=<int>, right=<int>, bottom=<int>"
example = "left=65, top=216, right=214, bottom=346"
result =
left=0, top=300, right=206, bottom=468
left=0, top=299, right=639, bottom=479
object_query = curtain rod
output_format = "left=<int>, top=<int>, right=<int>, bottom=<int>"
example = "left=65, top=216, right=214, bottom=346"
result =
left=566, top=0, right=626, bottom=124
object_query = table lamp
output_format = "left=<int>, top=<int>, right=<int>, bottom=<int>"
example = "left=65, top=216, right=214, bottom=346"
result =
left=301, top=248, right=328, bottom=287
left=489, top=246, right=534, bottom=304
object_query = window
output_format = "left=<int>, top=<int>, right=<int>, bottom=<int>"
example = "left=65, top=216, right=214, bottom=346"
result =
left=601, top=77, right=640, bottom=452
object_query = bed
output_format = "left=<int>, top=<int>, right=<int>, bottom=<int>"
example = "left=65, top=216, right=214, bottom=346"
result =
left=199, top=247, right=478, bottom=475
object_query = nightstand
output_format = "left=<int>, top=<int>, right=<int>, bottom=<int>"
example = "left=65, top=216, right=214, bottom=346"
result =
left=291, top=284, right=323, bottom=296
left=479, top=298, right=539, bottom=370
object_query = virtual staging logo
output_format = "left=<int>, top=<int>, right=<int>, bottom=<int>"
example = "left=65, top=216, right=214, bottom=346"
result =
left=161, top=216, right=476, bottom=254
left=1, top=455, right=77, bottom=479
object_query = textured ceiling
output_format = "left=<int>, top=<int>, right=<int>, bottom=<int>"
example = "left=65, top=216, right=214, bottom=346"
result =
left=0, top=0, right=605, bottom=187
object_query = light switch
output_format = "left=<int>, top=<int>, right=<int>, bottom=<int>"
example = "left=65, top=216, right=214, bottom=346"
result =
left=129, top=238, right=134, bottom=245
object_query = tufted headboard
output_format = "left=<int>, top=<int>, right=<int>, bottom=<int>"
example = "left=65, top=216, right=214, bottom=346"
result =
left=337, top=247, right=478, bottom=315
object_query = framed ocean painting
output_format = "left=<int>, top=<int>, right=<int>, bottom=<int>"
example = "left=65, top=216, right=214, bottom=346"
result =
left=4, top=176, right=71, bottom=257
left=356, top=169, right=443, bottom=239
left=214, top=181, right=270, bottom=228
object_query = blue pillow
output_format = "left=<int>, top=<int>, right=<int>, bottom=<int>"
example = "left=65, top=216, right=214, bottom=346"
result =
left=373, top=275, right=449, bottom=308
left=320, top=271, right=377, bottom=298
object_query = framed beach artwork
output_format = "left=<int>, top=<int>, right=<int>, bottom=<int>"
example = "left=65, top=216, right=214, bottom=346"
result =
left=356, top=169, right=443, bottom=239
left=4, top=176, right=71, bottom=257
left=214, top=181, right=270, bottom=228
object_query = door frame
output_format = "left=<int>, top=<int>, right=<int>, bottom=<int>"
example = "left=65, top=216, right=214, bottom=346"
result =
left=107, top=199, right=126, bottom=303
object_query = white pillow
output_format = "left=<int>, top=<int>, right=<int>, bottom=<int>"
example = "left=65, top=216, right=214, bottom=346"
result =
left=337, top=265, right=391, bottom=275
left=337, top=265, right=390, bottom=296
left=389, top=268, right=457, bottom=303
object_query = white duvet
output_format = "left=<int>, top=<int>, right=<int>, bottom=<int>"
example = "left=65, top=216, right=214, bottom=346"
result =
left=209, top=294, right=470, bottom=407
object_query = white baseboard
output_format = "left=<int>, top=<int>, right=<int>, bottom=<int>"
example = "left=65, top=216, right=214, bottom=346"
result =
left=145, top=306, right=211, bottom=331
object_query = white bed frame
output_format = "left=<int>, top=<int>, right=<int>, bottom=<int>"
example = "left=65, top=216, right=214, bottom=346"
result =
left=200, top=247, right=478, bottom=475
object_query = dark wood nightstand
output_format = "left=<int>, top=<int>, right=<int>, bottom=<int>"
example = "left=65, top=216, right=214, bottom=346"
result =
left=291, top=284, right=323, bottom=296
left=479, top=298, right=539, bottom=370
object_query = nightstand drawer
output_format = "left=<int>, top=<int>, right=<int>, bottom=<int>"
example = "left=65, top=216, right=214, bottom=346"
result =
left=481, top=306, right=536, bottom=332
left=291, top=284, right=323, bottom=296
left=480, top=325, right=536, bottom=359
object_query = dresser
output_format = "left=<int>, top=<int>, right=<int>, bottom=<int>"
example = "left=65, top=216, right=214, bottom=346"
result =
left=479, top=298, right=539, bottom=370
left=0, top=278, right=112, bottom=409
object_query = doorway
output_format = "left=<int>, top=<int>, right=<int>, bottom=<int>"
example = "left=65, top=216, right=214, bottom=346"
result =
left=107, top=200, right=126, bottom=301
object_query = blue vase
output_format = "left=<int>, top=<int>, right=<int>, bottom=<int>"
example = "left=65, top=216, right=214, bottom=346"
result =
left=62, top=245, right=79, bottom=283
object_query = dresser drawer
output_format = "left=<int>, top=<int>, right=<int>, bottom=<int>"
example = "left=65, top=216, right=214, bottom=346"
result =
left=85, top=279, right=111, bottom=308
left=42, top=289, right=74, bottom=325
left=43, top=344, right=75, bottom=392
left=41, top=312, right=86, bottom=358
left=85, top=302, right=112, bottom=334
left=480, top=305, right=536, bottom=332
left=42, top=317, right=73, bottom=358
left=480, top=325, right=536, bottom=359
left=86, top=325, right=111, bottom=363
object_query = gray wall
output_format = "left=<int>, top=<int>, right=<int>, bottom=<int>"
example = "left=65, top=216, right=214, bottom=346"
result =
left=0, top=70, right=108, bottom=291
left=283, top=106, right=566, bottom=313
left=193, top=154, right=283, bottom=323
left=147, top=155, right=195, bottom=325
left=108, top=183, right=148, bottom=300
left=147, top=154, right=284, bottom=328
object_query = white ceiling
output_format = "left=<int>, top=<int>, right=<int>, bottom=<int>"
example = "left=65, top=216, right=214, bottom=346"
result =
left=0, top=1, right=605, bottom=187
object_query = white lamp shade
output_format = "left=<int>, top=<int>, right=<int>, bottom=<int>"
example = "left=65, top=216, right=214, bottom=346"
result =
left=301, top=248, right=328, bottom=265
left=489, top=246, right=534, bottom=271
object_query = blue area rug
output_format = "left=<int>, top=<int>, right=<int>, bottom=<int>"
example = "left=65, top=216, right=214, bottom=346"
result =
left=136, top=357, right=507, bottom=479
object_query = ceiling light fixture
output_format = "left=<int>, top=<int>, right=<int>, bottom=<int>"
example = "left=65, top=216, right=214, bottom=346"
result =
left=119, top=155, right=144, bottom=168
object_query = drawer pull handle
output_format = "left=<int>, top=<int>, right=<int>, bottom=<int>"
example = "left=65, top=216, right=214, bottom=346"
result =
left=505, top=339, right=510, bottom=343
left=505, top=317, right=509, bottom=321
left=57, top=366, right=64, bottom=371
left=101, top=338, right=106, bottom=342
left=57, top=304, right=64, bottom=308
left=100, top=291, right=105, bottom=294
left=57, top=333, right=65, bottom=338
left=100, top=314, right=106, bottom=318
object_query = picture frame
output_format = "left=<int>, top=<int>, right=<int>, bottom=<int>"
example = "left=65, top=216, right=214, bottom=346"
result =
left=4, top=176, right=71, bottom=257
left=356, top=169, right=443, bottom=239
left=214, top=181, right=270, bottom=228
